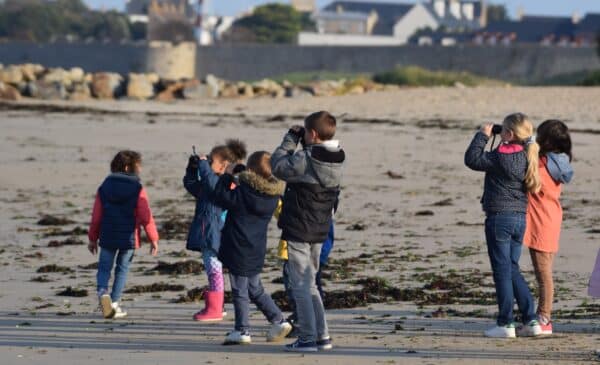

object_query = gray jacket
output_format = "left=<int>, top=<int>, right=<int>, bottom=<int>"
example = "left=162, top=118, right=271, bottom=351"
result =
left=464, top=132, right=528, bottom=214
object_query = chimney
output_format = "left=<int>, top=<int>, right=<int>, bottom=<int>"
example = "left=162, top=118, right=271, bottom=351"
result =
left=516, top=6, right=524, bottom=21
left=449, top=0, right=461, bottom=19
left=462, top=2, right=474, bottom=20
left=572, top=12, right=580, bottom=24
left=433, top=0, right=445, bottom=17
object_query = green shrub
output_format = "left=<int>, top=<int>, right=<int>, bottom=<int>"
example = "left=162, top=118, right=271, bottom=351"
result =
left=579, top=70, right=600, bottom=86
left=373, top=66, right=500, bottom=87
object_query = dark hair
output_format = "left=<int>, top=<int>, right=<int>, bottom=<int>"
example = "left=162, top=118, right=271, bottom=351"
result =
left=110, top=150, right=142, bottom=173
left=304, top=111, right=336, bottom=141
left=225, top=139, right=247, bottom=162
left=536, top=120, right=572, bottom=161
left=246, top=151, right=272, bottom=179
left=210, top=145, right=232, bottom=162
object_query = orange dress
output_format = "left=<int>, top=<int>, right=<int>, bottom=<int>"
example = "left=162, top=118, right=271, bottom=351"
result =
left=524, top=157, right=563, bottom=253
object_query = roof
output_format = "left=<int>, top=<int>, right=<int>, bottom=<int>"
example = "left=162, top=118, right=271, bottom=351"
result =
left=126, top=0, right=195, bottom=17
left=422, top=2, right=482, bottom=31
left=317, top=10, right=372, bottom=21
left=482, top=16, right=576, bottom=42
left=574, top=13, right=600, bottom=35
left=322, top=1, right=414, bottom=35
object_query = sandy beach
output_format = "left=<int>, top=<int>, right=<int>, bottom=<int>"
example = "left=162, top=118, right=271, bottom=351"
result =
left=0, top=87, right=599, bottom=364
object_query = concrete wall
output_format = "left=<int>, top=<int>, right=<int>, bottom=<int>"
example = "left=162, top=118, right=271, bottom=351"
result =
left=0, top=42, right=598, bottom=84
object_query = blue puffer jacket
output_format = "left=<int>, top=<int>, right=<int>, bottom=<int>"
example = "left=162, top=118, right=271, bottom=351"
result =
left=183, top=161, right=226, bottom=253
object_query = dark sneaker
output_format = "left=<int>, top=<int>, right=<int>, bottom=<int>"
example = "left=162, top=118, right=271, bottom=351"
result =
left=284, top=339, right=318, bottom=352
left=317, top=336, right=333, bottom=350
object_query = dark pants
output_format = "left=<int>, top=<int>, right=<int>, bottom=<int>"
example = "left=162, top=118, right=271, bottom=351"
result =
left=229, top=273, right=283, bottom=332
left=485, top=212, right=536, bottom=326
left=283, top=261, right=324, bottom=323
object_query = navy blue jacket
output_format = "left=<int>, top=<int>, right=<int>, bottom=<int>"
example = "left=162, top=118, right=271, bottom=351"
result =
left=183, top=160, right=225, bottom=253
left=198, top=161, right=285, bottom=277
left=98, top=173, right=142, bottom=250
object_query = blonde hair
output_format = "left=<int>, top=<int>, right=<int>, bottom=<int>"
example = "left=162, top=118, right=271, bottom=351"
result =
left=503, top=113, right=541, bottom=193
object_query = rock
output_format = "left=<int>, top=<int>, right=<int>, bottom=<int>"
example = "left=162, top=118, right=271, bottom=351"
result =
left=156, top=81, right=185, bottom=102
left=68, top=67, right=85, bottom=84
left=126, top=73, right=155, bottom=100
left=20, top=64, right=44, bottom=82
left=203, top=74, right=221, bottom=98
left=252, top=79, right=284, bottom=98
left=305, top=80, right=339, bottom=97
left=68, top=83, right=91, bottom=101
left=0, top=81, right=21, bottom=101
left=182, top=80, right=217, bottom=100
left=454, top=81, right=466, bottom=89
left=91, top=72, right=123, bottom=99
left=42, top=68, right=72, bottom=88
left=146, top=73, right=160, bottom=85
left=238, top=82, right=254, bottom=98
left=0, top=66, right=23, bottom=84
left=285, top=86, right=312, bottom=98
left=220, top=84, right=240, bottom=98
left=27, top=81, right=67, bottom=100
left=346, top=84, right=365, bottom=95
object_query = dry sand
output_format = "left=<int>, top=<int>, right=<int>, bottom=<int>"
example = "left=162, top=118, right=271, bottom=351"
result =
left=0, top=87, right=599, bottom=364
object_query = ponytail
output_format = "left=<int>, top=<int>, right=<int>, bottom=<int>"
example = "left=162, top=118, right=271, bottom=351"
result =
left=525, top=141, right=541, bottom=193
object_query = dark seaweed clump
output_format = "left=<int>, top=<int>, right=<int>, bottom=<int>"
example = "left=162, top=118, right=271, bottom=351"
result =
left=37, top=264, right=74, bottom=273
left=30, top=275, right=53, bottom=282
left=79, top=262, right=98, bottom=270
left=37, top=215, right=74, bottom=226
left=158, top=217, right=191, bottom=240
left=125, top=282, right=185, bottom=293
left=146, top=260, right=203, bottom=276
left=47, top=238, right=85, bottom=247
left=57, top=287, right=88, bottom=297
left=174, top=287, right=233, bottom=303
left=43, top=227, right=87, bottom=237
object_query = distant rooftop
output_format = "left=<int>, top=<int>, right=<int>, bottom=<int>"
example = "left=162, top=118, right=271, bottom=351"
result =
left=322, top=1, right=414, bottom=35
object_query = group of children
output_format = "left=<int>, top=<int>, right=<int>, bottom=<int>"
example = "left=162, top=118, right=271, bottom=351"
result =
left=88, top=111, right=344, bottom=352
left=87, top=109, right=598, bottom=349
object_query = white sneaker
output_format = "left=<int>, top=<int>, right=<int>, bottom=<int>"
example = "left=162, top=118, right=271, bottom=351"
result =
left=267, top=321, right=292, bottom=342
left=516, top=320, right=542, bottom=337
left=224, top=330, right=251, bottom=345
left=111, top=302, right=128, bottom=319
left=99, top=294, right=115, bottom=319
left=484, top=323, right=516, bottom=338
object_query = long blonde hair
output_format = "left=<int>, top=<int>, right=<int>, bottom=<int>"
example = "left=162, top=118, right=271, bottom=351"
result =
left=503, top=113, right=541, bottom=193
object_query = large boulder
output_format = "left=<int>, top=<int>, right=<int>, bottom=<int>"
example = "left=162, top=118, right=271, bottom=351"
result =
left=27, top=81, right=67, bottom=100
left=126, top=73, right=155, bottom=100
left=20, top=64, right=44, bottom=82
left=91, top=72, right=124, bottom=99
left=252, top=79, right=285, bottom=98
left=238, top=82, right=254, bottom=98
left=285, top=86, right=313, bottom=98
left=42, top=68, right=72, bottom=88
left=0, top=66, right=23, bottom=85
left=68, top=82, right=92, bottom=101
left=0, top=81, right=21, bottom=101
left=220, top=84, right=240, bottom=98
left=182, top=78, right=219, bottom=99
left=156, top=81, right=186, bottom=102
left=68, top=67, right=85, bottom=84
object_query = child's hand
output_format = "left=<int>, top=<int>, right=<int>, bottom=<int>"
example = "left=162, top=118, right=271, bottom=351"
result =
left=88, top=241, right=98, bottom=255
left=199, top=155, right=208, bottom=161
left=480, top=123, right=494, bottom=137
left=150, top=241, right=158, bottom=256
left=288, top=125, right=305, bottom=140
left=188, top=154, right=200, bottom=170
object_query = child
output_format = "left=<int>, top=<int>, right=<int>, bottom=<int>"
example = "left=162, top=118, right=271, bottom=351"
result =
left=184, top=143, right=236, bottom=322
left=198, top=151, right=292, bottom=345
left=464, top=113, right=542, bottom=338
left=88, top=150, right=159, bottom=319
left=271, top=111, right=345, bottom=352
left=523, top=119, right=573, bottom=335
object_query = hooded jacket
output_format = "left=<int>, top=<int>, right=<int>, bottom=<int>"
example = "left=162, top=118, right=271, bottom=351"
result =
left=271, top=133, right=345, bottom=243
left=198, top=160, right=285, bottom=277
left=464, top=132, right=529, bottom=214
left=88, top=173, right=159, bottom=250
left=183, top=160, right=226, bottom=253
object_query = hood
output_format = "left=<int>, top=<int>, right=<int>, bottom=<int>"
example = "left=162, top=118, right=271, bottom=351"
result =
left=308, top=143, right=345, bottom=188
left=239, top=170, right=285, bottom=197
left=546, top=152, right=573, bottom=184
left=99, top=173, right=141, bottom=203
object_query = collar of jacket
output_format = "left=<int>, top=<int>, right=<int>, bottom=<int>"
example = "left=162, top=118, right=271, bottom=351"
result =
left=238, top=171, right=285, bottom=196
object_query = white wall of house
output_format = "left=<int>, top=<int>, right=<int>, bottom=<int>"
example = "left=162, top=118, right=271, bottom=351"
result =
left=298, top=32, right=405, bottom=46
left=393, top=4, right=439, bottom=44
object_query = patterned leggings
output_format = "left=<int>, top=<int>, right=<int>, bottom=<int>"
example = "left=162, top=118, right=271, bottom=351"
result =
left=202, top=249, right=224, bottom=292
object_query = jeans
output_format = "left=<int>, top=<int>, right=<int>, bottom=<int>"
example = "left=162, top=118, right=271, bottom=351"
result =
left=229, top=273, right=283, bottom=332
left=287, top=241, right=329, bottom=342
left=283, top=261, right=325, bottom=323
left=485, top=212, right=536, bottom=326
left=97, top=247, right=134, bottom=303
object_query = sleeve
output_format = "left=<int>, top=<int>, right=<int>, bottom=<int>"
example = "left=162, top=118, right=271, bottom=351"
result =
left=271, top=133, right=309, bottom=182
left=88, top=192, right=103, bottom=242
left=210, top=174, right=241, bottom=211
left=197, top=159, right=221, bottom=193
left=183, top=165, right=202, bottom=199
left=464, top=132, right=496, bottom=172
left=136, top=187, right=159, bottom=243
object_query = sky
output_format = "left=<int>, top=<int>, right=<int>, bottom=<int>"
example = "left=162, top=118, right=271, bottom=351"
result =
left=87, top=0, right=600, bottom=18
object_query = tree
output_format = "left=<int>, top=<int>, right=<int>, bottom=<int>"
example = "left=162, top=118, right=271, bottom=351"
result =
left=228, top=3, right=313, bottom=43
left=487, top=4, right=508, bottom=23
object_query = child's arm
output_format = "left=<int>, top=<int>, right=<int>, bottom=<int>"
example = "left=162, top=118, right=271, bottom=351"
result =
left=136, top=187, right=159, bottom=256
left=183, top=155, right=202, bottom=198
left=464, top=131, right=496, bottom=172
left=271, top=128, right=309, bottom=182
left=197, top=159, right=221, bottom=193
left=210, top=174, right=241, bottom=211
left=88, top=192, right=102, bottom=255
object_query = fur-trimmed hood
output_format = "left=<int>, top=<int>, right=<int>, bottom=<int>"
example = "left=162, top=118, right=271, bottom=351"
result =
left=238, top=170, right=285, bottom=196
